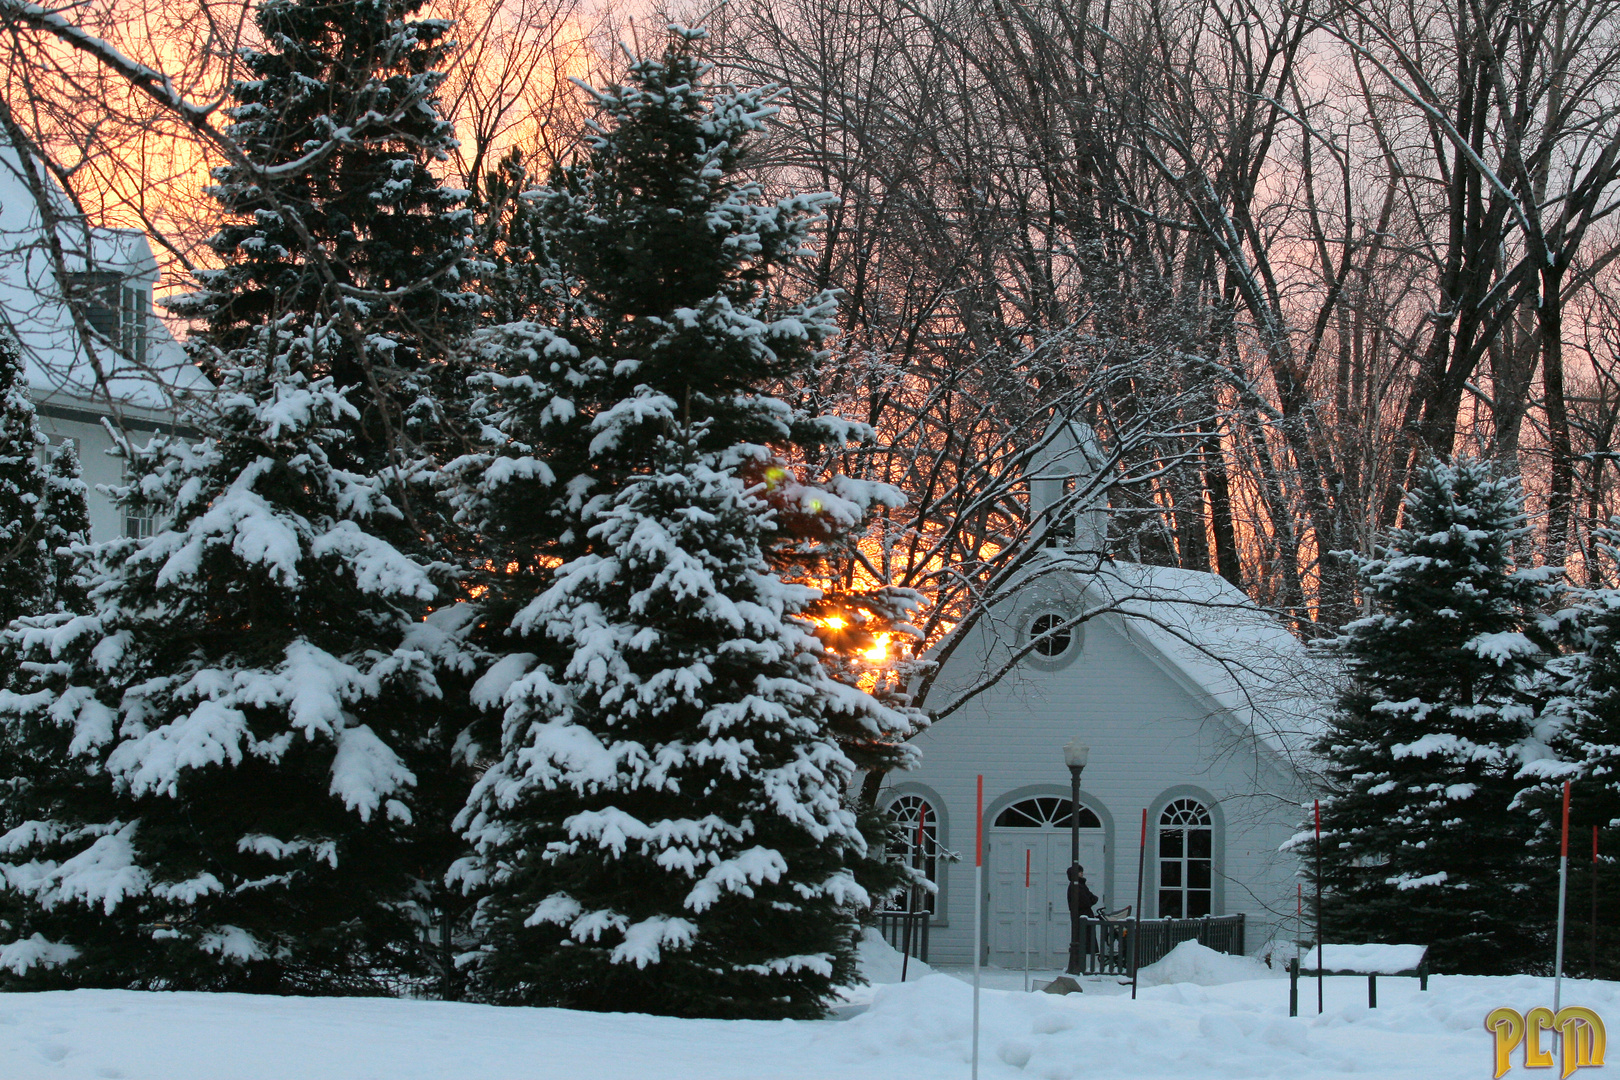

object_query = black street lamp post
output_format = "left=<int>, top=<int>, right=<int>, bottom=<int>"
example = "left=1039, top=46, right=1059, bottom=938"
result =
left=1064, top=738, right=1090, bottom=975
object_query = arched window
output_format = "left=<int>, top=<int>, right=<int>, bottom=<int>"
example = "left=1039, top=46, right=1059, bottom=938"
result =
left=994, top=796, right=1100, bottom=829
left=1158, top=798, right=1213, bottom=918
left=886, top=794, right=940, bottom=913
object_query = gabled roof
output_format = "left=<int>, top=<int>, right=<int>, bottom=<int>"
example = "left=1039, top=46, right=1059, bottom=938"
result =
left=1080, top=561, right=1329, bottom=766
left=0, top=142, right=212, bottom=415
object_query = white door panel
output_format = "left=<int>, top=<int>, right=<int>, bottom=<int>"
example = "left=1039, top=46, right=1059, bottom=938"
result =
left=988, top=829, right=1105, bottom=969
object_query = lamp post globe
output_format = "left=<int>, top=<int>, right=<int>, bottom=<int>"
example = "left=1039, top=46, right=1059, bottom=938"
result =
left=1064, top=741, right=1089, bottom=975
left=1064, top=739, right=1090, bottom=771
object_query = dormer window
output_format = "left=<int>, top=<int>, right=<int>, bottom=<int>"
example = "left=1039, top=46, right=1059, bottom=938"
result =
left=65, top=271, right=148, bottom=365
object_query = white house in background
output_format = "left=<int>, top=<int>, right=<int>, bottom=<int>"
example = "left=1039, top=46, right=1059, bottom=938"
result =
left=879, top=421, right=1321, bottom=968
left=0, top=143, right=211, bottom=543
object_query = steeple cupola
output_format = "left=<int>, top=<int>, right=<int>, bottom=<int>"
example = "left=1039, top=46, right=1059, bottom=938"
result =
left=1028, top=416, right=1107, bottom=553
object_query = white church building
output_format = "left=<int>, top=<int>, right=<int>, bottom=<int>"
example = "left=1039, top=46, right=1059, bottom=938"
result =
left=877, top=423, right=1323, bottom=970
left=0, top=142, right=211, bottom=543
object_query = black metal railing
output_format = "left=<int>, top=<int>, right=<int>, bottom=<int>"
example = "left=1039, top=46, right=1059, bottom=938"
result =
left=1075, top=913, right=1245, bottom=975
left=875, top=910, right=931, bottom=963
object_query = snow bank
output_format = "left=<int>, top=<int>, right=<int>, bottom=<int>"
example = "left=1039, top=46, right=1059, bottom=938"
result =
left=1136, top=940, right=1280, bottom=987
left=1303, top=943, right=1426, bottom=974
left=0, top=970, right=1612, bottom=1079
left=854, top=927, right=933, bottom=985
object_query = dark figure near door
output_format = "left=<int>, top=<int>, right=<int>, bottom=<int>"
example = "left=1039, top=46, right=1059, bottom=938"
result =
left=1067, top=864, right=1099, bottom=918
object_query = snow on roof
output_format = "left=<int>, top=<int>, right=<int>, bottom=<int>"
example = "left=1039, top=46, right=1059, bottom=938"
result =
left=0, top=141, right=212, bottom=415
left=1080, top=561, right=1330, bottom=765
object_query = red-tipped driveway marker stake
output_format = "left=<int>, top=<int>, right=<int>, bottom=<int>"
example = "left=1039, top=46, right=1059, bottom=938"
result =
left=1316, top=799, right=1323, bottom=1015
left=1556, top=780, right=1571, bottom=1013
left=972, top=775, right=983, bottom=1080
left=1131, top=808, right=1146, bottom=1000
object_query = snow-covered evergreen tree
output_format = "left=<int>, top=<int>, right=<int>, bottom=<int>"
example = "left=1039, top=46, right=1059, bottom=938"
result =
left=449, top=29, right=920, bottom=1016
left=0, top=333, right=52, bottom=627
left=41, top=441, right=90, bottom=614
left=0, top=0, right=486, bottom=994
left=1310, top=456, right=1559, bottom=973
left=1520, top=530, right=1620, bottom=977
left=167, top=0, right=477, bottom=471
left=461, top=422, right=900, bottom=1015
left=0, top=360, right=476, bottom=992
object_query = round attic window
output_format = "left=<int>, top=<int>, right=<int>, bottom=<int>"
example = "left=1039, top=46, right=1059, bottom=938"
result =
left=1030, top=612, right=1073, bottom=657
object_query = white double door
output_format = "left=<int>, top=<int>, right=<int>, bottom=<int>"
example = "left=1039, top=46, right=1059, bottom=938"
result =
left=988, top=830, right=1105, bottom=970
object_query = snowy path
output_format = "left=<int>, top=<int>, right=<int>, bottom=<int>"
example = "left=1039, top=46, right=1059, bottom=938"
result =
left=0, top=970, right=1606, bottom=1080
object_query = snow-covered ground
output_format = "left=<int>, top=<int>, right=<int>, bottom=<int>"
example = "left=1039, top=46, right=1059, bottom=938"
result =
left=0, top=938, right=1601, bottom=1079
